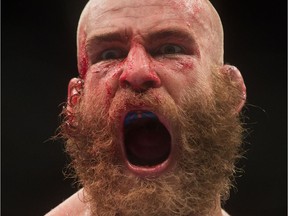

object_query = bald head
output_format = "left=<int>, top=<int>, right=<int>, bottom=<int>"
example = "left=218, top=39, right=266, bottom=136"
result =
left=76, top=0, right=224, bottom=78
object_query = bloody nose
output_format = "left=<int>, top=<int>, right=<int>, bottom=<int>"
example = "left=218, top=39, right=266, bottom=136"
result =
left=119, top=46, right=161, bottom=92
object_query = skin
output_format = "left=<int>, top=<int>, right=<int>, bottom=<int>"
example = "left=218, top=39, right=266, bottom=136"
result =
left=46, top=0, right=246, bottom=215
left=77, top=0, right=221, bottom=100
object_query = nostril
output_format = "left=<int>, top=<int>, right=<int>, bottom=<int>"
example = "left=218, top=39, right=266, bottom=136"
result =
left=142, top=80, right=157, bottom=90
left=119, top=63, right=161, bottom=91
left=134, top=81, right=158, bottom=93
left=120, top=80, right=131, bottom=89
left=120, top=78, right=161, bottom=92
left=121, top=80, right=158, bottom=93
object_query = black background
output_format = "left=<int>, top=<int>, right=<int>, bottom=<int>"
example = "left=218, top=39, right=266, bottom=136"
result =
left=2, top=1, right=287, bottom=215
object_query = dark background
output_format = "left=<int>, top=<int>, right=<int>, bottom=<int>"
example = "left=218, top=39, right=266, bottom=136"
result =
left=2, top=1, right=286, bottom=215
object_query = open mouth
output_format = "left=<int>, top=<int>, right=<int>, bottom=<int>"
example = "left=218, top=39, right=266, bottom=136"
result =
left=123, top=111, right=172, bottom=173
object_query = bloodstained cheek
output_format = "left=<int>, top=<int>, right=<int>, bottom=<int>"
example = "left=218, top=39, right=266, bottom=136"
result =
left=178, top=59, right=195, bottom=71
left=78, top=28, right=88, bottom=78
left=103, top=68, right=122, bottom=108
left=105, top=82, right=113, bottom=98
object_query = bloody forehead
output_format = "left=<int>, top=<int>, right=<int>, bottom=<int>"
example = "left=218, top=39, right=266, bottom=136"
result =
left=77, top=24, right=88, bottom=78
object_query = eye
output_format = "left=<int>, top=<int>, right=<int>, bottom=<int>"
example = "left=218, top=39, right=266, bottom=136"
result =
left=100, top=49, right=124, bottom=60
left=159, top=44, right=183, bottom=55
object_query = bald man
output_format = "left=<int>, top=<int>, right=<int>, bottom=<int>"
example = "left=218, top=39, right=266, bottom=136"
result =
left=47, top=0, right=246, bottom=215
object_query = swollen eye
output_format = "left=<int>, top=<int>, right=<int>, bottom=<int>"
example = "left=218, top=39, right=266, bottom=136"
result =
left=159, top=44, right=183, bottom=55
left=100, top=49, right=124, bottom=60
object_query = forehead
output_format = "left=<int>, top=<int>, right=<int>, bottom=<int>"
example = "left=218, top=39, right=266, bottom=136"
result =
left=84, top=0, right=208, bottom=37
left=86, top=0, right=202, bottom=17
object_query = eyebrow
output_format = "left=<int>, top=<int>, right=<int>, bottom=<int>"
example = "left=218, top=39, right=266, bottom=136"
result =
left=85, top=28, right=197, bottom=53
left=145, top=28, right=196, bottom=45
left=89, top=32, right=127, bottom=43
left=86, top=31, right=129, bottom=51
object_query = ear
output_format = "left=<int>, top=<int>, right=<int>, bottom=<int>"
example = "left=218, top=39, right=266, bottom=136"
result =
left=66, top=78, right=84, bottom=114
left=221, top=65, right=246, bottom=113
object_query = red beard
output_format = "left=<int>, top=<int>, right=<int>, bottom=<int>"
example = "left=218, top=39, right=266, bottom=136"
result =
left=61, top=69, right=244, bottom=216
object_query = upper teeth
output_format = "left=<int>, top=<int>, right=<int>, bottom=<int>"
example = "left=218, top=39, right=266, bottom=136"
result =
left=124, top=111, right=158, bottom=126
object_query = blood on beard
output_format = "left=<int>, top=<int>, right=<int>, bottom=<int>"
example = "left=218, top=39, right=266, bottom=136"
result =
left=61, top=68, right=244, bottom=216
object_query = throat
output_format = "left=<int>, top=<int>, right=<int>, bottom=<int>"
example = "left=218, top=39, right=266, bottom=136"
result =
left=124, top=115, right=171, bottom=167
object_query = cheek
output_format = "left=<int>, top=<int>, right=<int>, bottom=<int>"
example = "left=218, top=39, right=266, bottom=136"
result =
left=88, top=62, right=120, bottom=77
left=175, top=59, right=195, bottom=74
left=83, top=81, right=113, bottom=111
left=156, top=57, right=196, bottom=75
left=154, top=58, right=199, bottom=100
left=84, top=62, right=122, bottom=106
left=105, top=81, right=113, bottom=99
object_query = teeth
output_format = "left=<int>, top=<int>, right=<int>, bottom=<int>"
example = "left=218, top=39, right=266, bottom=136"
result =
left=124, top=111, right=158, bottom=126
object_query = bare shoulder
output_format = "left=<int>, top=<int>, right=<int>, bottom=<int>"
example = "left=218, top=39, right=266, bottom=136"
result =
left=45, top=189, right=91, bottom=216
left=222, top=209, right=230, bottom=216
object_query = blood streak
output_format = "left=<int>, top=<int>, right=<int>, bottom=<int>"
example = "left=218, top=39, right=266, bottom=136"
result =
left=180, top=60, right=194, bottom=70
left=78, top=27, right=88, bottom=78
left=105, top=82, right=112, bottom=97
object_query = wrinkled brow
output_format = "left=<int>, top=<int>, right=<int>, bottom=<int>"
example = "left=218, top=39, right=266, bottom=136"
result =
left=86, top=31, right=130, bottom=50
left=90, top=32, right=128, bottom=43
left=145, top=28, right=196, bottom=44
left=85, top=27, right=196, bottom=50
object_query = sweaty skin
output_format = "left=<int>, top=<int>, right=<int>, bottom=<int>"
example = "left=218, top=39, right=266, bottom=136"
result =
left=46, top=0, right=246, bottom=215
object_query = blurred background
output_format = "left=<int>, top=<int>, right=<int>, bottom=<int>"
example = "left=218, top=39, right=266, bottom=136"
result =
left=2, top=0, right=286, bottom=215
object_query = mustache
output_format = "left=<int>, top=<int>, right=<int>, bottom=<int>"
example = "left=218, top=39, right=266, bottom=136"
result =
left=107, top=88, right=179, bottom=123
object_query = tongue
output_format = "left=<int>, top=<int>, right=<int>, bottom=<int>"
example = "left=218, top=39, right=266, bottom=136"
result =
left=125, top=120, right=171, bottom=166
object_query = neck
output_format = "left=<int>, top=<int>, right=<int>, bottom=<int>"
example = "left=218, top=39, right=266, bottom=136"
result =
left=208, top=197, right=225, bottom=216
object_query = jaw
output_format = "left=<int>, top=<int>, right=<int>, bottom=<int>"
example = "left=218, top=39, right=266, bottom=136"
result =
left=120, top=109, right=176, bottom=177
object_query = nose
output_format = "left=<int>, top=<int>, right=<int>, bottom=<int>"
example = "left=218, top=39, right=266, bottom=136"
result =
left=119, top=45, right=161, bottom=92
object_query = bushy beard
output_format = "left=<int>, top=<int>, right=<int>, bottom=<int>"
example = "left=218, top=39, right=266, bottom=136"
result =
left=61, top=68, right=244, bottom=216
